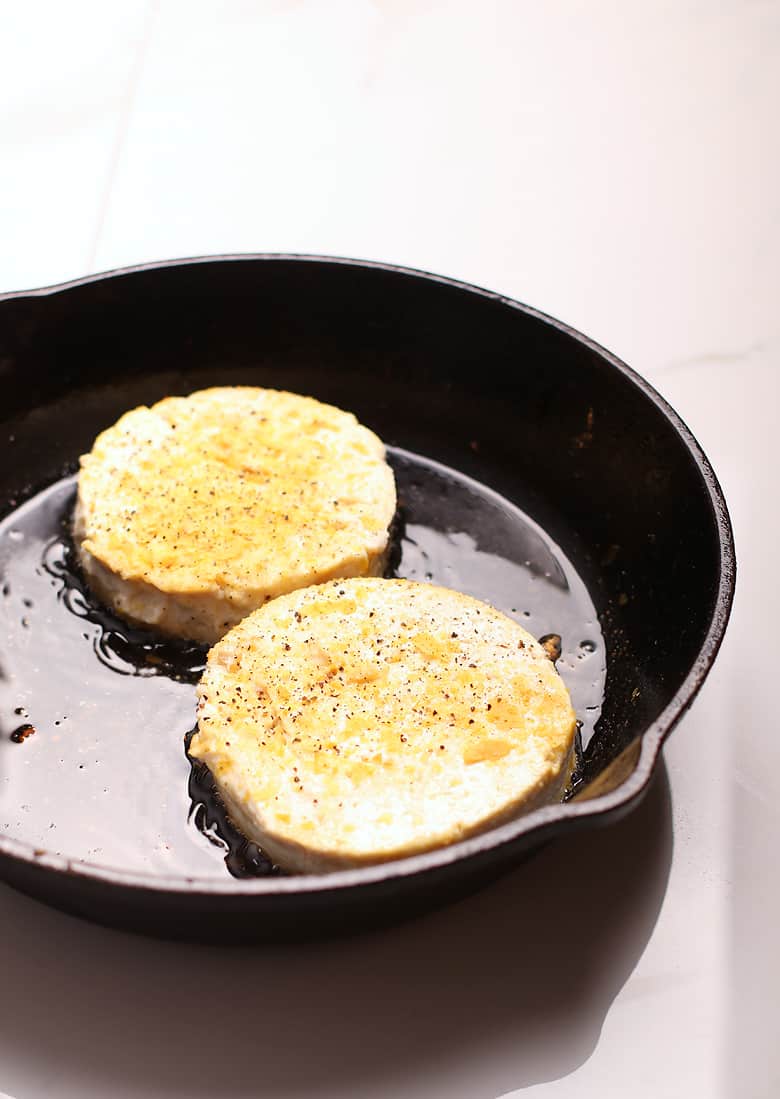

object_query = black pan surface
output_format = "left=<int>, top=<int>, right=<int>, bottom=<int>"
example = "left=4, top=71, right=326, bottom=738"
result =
left=0, top=255, right=734, bottom=941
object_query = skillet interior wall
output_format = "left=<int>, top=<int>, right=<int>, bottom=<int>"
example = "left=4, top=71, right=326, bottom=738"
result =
left=0, top=258, right=722, bottom=781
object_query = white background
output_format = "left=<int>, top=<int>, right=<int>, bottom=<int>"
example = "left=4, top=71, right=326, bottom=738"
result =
left=0, top=2, right=777, bottom=1096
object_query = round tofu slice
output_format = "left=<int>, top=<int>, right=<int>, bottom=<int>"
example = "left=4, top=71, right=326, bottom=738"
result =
left=189, top=577, right=577, bottom=873
left=74, top=387, right=396, bottom=644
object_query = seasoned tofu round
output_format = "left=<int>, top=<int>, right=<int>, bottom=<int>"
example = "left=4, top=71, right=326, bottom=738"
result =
left=74, top=387, right=396, bottom=644
left=189, top=578, right=577, bottom=873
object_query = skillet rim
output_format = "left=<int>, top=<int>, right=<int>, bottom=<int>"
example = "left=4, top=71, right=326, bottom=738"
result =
left=0, top=252, right=736, bottom=897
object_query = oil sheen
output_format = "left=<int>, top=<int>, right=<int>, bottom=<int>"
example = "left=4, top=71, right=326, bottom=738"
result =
left=0, top=448, right=606, bottom=880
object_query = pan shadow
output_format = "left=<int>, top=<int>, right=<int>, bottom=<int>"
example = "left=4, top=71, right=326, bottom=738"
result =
left=0, top=764, right=672, bottom=1099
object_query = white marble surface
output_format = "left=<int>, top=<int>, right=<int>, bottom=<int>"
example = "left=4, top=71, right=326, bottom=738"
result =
left=0, top=2, right=777, bottom=1096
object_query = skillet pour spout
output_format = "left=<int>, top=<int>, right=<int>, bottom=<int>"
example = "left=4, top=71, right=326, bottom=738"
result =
left=0, top=255, right=735, bottom=942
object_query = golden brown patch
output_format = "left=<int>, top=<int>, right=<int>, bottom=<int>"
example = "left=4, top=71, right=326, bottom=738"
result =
left=464, top=738, right=513, bottom=764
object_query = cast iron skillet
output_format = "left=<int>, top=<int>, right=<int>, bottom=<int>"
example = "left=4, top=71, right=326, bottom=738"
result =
left=0, top=255, right=734, bottom=942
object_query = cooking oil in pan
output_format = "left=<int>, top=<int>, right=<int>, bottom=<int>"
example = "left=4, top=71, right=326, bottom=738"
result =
left=0, top=449, right=605, bottom=880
